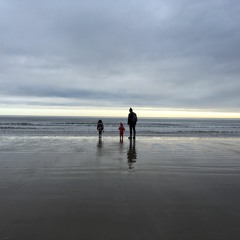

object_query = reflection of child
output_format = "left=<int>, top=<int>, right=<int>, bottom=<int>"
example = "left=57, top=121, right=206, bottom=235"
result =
left=118, top=122, right=125, bottom=142
left=97, top=120, right=104, bottom=137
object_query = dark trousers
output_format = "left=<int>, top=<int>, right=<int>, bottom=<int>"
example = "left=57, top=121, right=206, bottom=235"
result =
left=129, top=124, right=136, bottom=138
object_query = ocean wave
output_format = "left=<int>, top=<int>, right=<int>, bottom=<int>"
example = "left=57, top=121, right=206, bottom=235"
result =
left=0, top=116, right=240, bottom=137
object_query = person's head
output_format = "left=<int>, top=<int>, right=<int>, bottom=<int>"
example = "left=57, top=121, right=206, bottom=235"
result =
left=98, top=119, right=102, bottom=123
left=120, top=122, right=123, bottom=126
left=129, top=108, right=133, bottom=112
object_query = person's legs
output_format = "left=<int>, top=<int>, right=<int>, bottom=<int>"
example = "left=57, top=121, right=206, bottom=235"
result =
left=129, top=125, right=133, bottom=138
left=120, top=133, right=123, bottom=142
left=132, top=124, right=136, bottom=138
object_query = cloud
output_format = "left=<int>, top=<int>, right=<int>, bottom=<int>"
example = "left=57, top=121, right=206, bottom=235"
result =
left=1, top=0, right=240, bottom=113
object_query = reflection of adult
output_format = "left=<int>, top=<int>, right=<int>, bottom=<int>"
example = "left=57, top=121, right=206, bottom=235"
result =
left=128, top=108, right=137, bottom=139
left=127, top=139, right=137, bottom=162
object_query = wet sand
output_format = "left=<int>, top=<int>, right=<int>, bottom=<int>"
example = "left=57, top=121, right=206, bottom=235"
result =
left=0, top=136, right=240, bottom=240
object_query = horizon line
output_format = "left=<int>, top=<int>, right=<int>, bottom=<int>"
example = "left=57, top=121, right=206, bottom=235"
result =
left=1, top=107, right=240, bottom=119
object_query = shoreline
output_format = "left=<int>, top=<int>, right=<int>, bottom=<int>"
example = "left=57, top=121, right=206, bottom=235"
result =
left=1, top=133, right=240, bottom=138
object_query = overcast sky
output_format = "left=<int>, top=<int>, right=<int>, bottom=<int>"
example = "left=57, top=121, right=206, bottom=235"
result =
left=1, top=0, right=240, bottom=116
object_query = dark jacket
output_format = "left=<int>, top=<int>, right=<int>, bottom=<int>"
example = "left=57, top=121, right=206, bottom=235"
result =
left=97, top=122, right=104, bottom=132
left=128, top=112, right=137, bottom=125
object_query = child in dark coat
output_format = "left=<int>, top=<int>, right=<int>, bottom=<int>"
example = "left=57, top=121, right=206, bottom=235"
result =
left=97, top=120, right=104, bottom=137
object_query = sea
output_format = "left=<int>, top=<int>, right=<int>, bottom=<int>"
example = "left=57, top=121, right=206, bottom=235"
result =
left=0, top=116, right=239, bottom=137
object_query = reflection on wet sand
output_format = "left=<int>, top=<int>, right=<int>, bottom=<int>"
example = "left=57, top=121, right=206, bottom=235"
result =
left=97, top=137, right=103, bottom=148
left=127, top=139, right=137, bottom=171
left=96, top=137, right=104, bottom=158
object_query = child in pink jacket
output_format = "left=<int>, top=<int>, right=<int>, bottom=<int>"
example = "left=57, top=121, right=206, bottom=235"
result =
left=118, top=122, right=125, bottom=142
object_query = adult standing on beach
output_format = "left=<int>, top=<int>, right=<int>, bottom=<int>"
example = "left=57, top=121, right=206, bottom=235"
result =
left=128, top=108, right=137, bottom=139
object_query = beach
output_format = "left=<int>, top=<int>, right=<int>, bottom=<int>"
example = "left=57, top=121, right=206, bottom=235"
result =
left=0, top=136, right=240, bottom=239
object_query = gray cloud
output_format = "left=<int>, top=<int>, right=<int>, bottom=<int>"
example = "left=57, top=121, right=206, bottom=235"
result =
left=1, top=0, right=240, bottom=112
